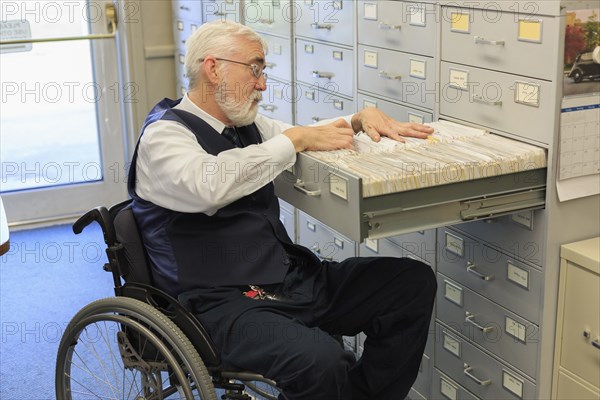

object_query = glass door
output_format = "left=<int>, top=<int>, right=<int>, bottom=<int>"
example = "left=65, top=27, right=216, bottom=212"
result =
left=1, top=0, right=128, bottom=225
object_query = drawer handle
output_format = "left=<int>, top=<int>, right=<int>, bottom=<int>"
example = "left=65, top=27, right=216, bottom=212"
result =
left=465, top=312, right=494, bottom=333
left=265, top=62, right=276, bottom=69
left=311, top=23, right=332, bottom=30
left=260, top=19, right=274, bottom=25
left=592, top=339, right=600, bottom=350
left=472, top=94, right=502, bottom=106
left=311, top=117, right=321, bottom=123
left=213, top=12, right=227, bottom=17
left=312, top=71, right=333, bottom=79
left=463, top=363, right=492, bottom=386
left=466, top=262, right=495, bottom=281
left=378, top=71, right=402, bottom=80
left=294, top=180, right=321, bottom=197
left=312, top=245, right=333, bottom=261
left=179, top=6, right=190, bottom=11
left=379, top=22, right=402, bottom=31
left=474, top=36, right=505, bottom=46
left=259, top=104, right=276, bottom=112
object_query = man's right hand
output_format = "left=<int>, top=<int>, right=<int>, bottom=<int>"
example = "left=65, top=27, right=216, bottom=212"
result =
left=283, top=119, right=355, bottom=153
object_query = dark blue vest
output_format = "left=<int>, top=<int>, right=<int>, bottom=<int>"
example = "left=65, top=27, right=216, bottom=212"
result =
left=128, top=98, right=298, bottom=296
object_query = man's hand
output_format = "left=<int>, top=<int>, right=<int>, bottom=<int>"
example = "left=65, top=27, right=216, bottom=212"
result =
left=283, top=119, right=355, bottom=152
left=351, top=107, right=434, bottom=142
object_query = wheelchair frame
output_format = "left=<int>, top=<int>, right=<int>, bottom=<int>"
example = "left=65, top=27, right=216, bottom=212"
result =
left=55, top=199, right=284, bottom=400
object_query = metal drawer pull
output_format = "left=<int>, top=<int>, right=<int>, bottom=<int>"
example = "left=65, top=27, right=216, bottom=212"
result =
left=265, top=62, right=276, bottom=69
left=260, top=19, right=274, bottom=25
left=465, top=312, right=494, bottom=333
left=466, top=262, right=495, bottom=281
left=463, top=364, right=492, bottom=386
left=259, top=104, right=276, bottom=112
left=592, top=339, right=600, bottom=350
left=474, top=36, right=505, bottom=46
left=312, top=71, right=333, bottom=79
left=213, top=12, right=227, bottom=17
left=294, top=181, right=321, bottom=197
left=379, top=22, right=402, bottom=31
left=311, top=23, right=332, bottom=30
left=312, top=117, right=321, bottom=123
left=312, top=245, right=333, bottom=261
left=379, top=71, right=402, bottom=80
left=472, top=94, right=502, bottom=106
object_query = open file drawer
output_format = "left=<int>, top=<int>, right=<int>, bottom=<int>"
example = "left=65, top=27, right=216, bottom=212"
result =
left=274, top=122, right=547, bottom=242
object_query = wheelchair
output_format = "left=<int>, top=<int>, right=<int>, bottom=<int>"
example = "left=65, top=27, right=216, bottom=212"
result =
left=55, top=199, right=284, bottom=400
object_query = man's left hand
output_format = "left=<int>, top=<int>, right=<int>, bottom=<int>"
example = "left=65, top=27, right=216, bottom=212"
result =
left=351, top=107, right=434, bottom=143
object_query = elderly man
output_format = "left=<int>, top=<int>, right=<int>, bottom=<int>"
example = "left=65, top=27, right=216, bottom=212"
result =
left=128, top=20, right=436, bottom=400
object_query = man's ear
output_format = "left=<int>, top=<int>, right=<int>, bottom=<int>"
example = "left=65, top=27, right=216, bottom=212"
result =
left=202, top=56, right=220, bottom=85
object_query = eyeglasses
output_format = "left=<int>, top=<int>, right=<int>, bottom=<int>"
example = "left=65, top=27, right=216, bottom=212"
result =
left=201, top=57, right=267, bottom=80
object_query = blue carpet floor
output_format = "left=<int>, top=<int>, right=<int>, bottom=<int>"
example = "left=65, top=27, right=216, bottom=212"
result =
left=0, top=223, right=114, bottom=400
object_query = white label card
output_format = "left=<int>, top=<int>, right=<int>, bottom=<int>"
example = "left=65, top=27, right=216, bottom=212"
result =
left=364, top=3, right=377, bottom=20
left=507, top=261, right=529, bottom=290
left=503, top=370, right=524, bottom=399
left=304, top=44, right=314, bottom=54
left=409, top=4, right=426, bottom=26
left=408, top=113, right=424, bottom=124
left=511, top=211, right=534, bottom=230
left=273, top=44, right=282, bottom=55
left=505, top=316, right=527, bottom=343
left=274, top=88, right=283, bottom=99
left=364, top=50, right=378, bottom=68
left=329, top=174, right=348, bottom=200
left=445, top=232, right=464, bottom=257
left=334, top=237, right=344, bottom=249
left=440, top=377, right=458, bottom=400
left=305, top=91, right=315, bottom=100
left=307, top=221, right=316, bottom=232
left=363, top=99, right=377, bottom=108
left=177, top=20, right=184, bottom=30
left=514, top=81, right=540, bottom=107
left=444, top=281, right=463, bottom=306
left=333, top=100, right=344, bottom=110
left=409, top=59, right=426, bottom=79
left=333, top=51, right=343, bottom=61
left=449, top=69, right=469, bottom=90
left=365, top=238, right=378, bottom=253
left=443, top=332, right=461, bottom=357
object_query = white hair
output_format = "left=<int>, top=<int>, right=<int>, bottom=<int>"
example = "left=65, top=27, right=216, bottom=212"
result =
left=185, top=20, right=268, bottom=90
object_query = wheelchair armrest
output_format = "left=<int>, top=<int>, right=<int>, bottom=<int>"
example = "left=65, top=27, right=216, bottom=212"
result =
left=73, top=206, right=117, bottom=246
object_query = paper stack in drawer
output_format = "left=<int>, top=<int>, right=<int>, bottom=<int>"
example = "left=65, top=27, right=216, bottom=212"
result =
left=305, top=121, right=547, bottom=197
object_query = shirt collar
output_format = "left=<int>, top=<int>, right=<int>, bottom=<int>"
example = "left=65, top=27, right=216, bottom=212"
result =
left=177, top=93, right=227, bottom=134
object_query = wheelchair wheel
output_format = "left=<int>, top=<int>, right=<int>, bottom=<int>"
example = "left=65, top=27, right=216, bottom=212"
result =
left=56, top=297, right=217, bottom=400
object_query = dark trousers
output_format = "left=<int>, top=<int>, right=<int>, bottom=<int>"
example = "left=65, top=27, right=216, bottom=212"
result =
left=180, top=255, right=436, bottom=400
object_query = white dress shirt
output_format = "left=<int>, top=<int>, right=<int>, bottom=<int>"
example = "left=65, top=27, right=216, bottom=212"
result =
left=135, top=94, right=299, bottom=215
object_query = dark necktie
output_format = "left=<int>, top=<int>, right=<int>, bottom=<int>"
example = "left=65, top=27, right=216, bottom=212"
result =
left=222, top=126, right=243, bottom=148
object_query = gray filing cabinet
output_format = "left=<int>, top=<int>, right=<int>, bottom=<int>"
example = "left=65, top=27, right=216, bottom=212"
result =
left=170, top=2, right=600, bottom=399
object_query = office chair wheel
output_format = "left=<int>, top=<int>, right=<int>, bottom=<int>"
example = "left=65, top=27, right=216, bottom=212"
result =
left=56, top=297, right=218, bottom=399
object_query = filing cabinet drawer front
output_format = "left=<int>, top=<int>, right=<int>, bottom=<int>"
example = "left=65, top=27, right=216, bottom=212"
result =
left=202, top=0, right=242, bottom=23
left=279, top=207, right=296, bottom=243
left=244, top=0, right=292, bottom=36
left=295, top=84, right=353, bottom=126
left=387, top=228, right=436, bottom=268
left=408, top=387, right=426, bottom=400
left=357, top=94, right=434, bottom=125
left=294, top=0, right=354, bottom=46
left=438, top=229, right=542, bottom=324
left=296, top=39, right=354, bottom=98
left=556, top=370, right=600, bottom=400
left=358, top=45, right=436, bottom=110
left=436, top=275, right=539, bottom=378
left=357, top=1, right=436, bottom=57
left=432, top=369, right=480, bottom=400
left=453, top=210, right=546, bottom=267
left=261, top=34, right=293, bottom=82
left=173, top=18, right=201, bottom=51
left=440, top=6, right=560, bottom=80
left=560, top=260, right=600, bottom=388
left=435, top=323, right=537, bottom=400
left=412, top=353, right=433, bottom=399
left=278, top=198, right=294, bottom=213
left=261, top=79, right=294, bottom=124
left=298, top=211, right=356, bottom=261
left=439, top=62, right=556, bottom=145
left=359, top=238, right=408, bottom=258
left=174, top=0, right=203, bottom=20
